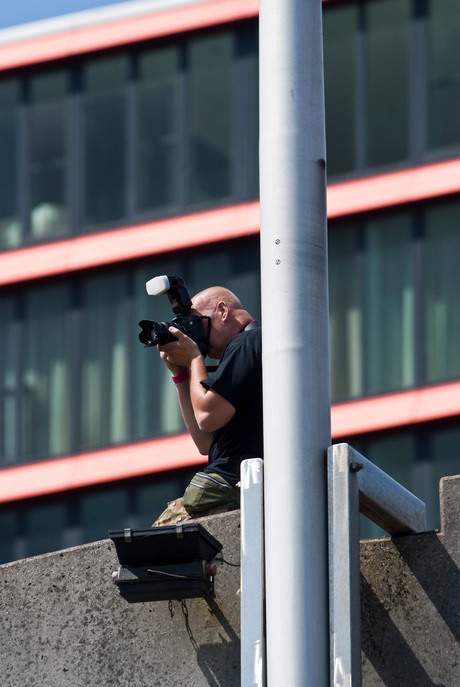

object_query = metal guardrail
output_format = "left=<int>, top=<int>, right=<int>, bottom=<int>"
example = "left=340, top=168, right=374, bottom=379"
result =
left=328, top=443, right=426, bottom=687
left=240, top=448, right=426, bottom=687
left=240, top=458, right=265, bottom=687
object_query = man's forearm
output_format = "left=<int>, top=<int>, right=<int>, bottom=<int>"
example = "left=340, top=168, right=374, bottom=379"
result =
left=174, top=375, right=212, bottom=455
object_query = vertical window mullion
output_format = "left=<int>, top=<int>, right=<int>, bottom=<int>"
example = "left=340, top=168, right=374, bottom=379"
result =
left=355, top=3, right=367, bottom=170
left=68, top=66, right=82, bottom=236
left=126, top=54, right=137, bottom=219
left=413, top=206, right=425, bottom=387
left=179, top=40, right=189, bottom=210
left=410, top=0, right=428, bottom=162
left=20, top=78, right=30, bottom=243
left=70, top=280, right=82, bottom=455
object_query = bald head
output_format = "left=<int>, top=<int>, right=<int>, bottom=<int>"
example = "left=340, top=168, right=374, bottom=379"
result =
left=191, top=286, right=253, bottom=358
left=192, top=286, right=243, bottom=313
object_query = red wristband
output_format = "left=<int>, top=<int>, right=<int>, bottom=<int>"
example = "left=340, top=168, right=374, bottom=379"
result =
left=172, top=370, right=190, bottom=384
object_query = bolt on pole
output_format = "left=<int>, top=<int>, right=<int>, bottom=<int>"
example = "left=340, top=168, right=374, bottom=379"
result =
left=259, top=0, right=331, bottom=684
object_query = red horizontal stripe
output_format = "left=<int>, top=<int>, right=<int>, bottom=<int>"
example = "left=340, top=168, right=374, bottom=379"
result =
left=332, top=380, right=460, bottom=438
left=0, top=433, right=206, bottom=505
left=0, top=201, right=260, bottom=287
left=1, top=381, right=460, bottom=505
left=327, top=158, right=460, bottom=218
left=1, top=158, right=459, bottom=287
left=0, top=0, right=259, bottom=71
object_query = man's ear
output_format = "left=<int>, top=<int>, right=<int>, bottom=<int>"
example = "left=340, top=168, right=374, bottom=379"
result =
left=217, top=300, right=229, bottom=321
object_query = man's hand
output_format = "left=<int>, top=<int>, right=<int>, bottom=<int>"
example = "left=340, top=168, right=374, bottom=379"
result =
left=157, top=327, right=202, bottom=370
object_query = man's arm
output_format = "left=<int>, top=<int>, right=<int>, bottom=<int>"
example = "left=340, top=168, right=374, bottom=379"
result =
left=157, top=349, right=212, bottom=455
left=159, top=327, right=236, bottom=434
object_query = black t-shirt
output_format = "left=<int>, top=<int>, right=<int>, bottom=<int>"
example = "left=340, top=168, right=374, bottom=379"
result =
left=200, top=324, right=263, bottom=486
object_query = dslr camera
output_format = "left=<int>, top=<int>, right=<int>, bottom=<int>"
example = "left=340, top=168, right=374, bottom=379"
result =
left=138, top=276, right=210, bottom=356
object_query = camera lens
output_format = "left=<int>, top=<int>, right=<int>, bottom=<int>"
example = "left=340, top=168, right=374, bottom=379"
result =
left=138, top=320, right=174, bottom=346
left=148, top=321, right=172, bottom=345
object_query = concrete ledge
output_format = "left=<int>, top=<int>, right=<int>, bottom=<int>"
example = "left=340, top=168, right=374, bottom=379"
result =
left=1, top=476, right=459, bottom=686
left=361, top=475, right=460, bottom=687
left=0, top=511, right=241, bottom=687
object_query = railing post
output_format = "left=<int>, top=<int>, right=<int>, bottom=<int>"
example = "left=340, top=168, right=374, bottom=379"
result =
left=241, top=458, right=265, bottom=687
left=328, top=443, right=427, bottom=687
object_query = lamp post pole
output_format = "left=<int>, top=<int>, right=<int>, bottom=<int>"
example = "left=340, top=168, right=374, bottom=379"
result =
left=259, top=0, right=331, bottom=684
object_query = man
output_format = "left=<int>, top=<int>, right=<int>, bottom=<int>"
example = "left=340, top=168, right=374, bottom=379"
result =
left=152, top=286, right=262, bottom=526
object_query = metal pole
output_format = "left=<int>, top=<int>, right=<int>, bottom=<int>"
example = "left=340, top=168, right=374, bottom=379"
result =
left=259, top=0, right=330, bottom=685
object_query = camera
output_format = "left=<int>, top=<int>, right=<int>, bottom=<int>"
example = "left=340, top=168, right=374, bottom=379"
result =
left=138, top=276, right=210, bottom=356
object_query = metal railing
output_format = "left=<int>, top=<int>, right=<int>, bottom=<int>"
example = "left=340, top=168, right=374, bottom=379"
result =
left=240, top=447, right=426, bottom=687
left=328, top=443, right=426, bottom=687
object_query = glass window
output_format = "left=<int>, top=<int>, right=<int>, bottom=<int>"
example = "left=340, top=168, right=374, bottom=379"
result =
left=80, top=489, right=129, bottom=544
left=22, top=284, right=72, bottom=460
left=188, top=32, right=233, bottom=204
left=80, top=271, right=130, bottom=450
left=137, top=46, right=180, bottom=212
left=28, top=70, right=68, bottom=239
left=235, top=26, right=259, bottom=200
left=323, top=4, right=357, bottom=176
left=428, top=0, right=460, bottom=151
left=0, top=79, right=20, bottom=249
left=366, top=0, right=410, bottom=167
left=329, top=223, right=363, bottom=400
left=425, top=201, right=460, bottom=383
left=0, top=510, right=18, bottom=563
left=136, top=474, right=195, bottom=527
left=25, top=502, right=67, bottom=557
left=82, top=56, right=127, bottom=227
left=365, top=213, right=415, bottom=394
left=0, top=296, right=17, bottom=465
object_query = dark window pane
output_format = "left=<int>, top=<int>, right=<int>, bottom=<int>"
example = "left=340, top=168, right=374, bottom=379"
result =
left=0, top=510, right=17, bottom=563
left=0, top=79, right=20, bottom=248
left=25, top=502, right=67, bottom=557
left=83, top=56, right=127, bottom=227
left=366, top=0, right=410, bottom=167
left=365, top=213, right=415, bottom=394
left=28, top=71, right=68, bottom=239
left=137, top=46, right=180, bottom=211
left=136, top=476, right=192, bottom=527
left=189, top=33, right=233, bottom=204
left=80, top=272, right=129, bottom=450
left=0, top=296, right=17, bottom=464
left=324, top=4, right=357, bottom=176
left=235, top=25, right=259, bottom=199
left=22, top=285, right=72, bottom=460
left=428, top=0, right=460, bottom=150
left=28, top=70, right=68, bottom=238
left=80, top=489, right=129, bottom=543
left=329, top=223, right=363, bottom=401
left=425, top=201, right=460, bottom=383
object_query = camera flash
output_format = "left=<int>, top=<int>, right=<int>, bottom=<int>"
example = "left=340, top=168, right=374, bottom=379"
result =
left=146, top=275, right=170, bottom=296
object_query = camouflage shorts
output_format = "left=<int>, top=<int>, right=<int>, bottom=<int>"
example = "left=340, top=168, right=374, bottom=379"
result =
left=151, top=472, right=240, bottom=527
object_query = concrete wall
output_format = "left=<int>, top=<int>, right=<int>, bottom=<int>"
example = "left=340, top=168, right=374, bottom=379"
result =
left=0, top=511, right=242, bottom=687
left=361, top=475, right=460, bottom=687
left=1, top=476, right=459, bottom=686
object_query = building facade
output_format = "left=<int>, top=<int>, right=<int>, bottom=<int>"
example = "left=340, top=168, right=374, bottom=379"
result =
left=0, top=0, right=459, bottom=561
